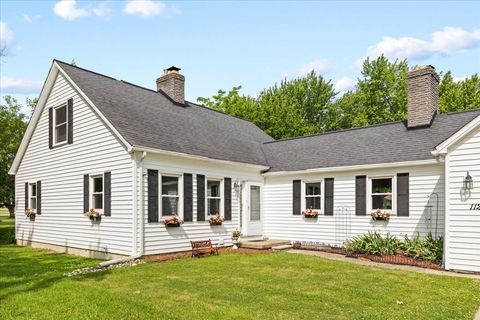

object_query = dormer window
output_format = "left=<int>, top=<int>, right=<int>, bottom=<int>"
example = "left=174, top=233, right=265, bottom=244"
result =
left=54, top=104, right=67, bottom=145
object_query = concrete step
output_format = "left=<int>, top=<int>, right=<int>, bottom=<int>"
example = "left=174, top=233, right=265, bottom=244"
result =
left=272, top=244, right=293, bottom=251
left=239, top=235, right=267, bottom=242
left=238, top=239, right=290, bottom=250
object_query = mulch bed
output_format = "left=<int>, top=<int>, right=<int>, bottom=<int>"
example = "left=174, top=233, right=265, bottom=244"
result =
left=145, top=247, right=272, bottom=263
left=297, top=244, right=442, bottom=270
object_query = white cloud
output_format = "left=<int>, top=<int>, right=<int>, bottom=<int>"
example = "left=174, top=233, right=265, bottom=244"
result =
left=334, top=76, right=355, bottom=92
left=54, top=0, right=90, bottom=21
left=22, top=14, right=41, bottom=23
left=363, top=27, right=480, bottom=61
left=0, top=77, right=43, bottom=94
left=453, top=76, right=467, bottom=83
left=298, top=59, right=331, bottom=76
left=0, top=21, right=14, bottom=49
left=92, top=3, right=112, bottom=18
left=124, top=0, right=167, bottom=18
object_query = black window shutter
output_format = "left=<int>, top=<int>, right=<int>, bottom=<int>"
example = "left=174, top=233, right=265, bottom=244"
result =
left=197, top=174, right=205, bottom=221
left=83, top=174, right=89, bottom=213
left=183, top=173, right=193, bottom=222
left=104, top=172, right=111, bottom=216
left=224, top=177, right=232, bottom=221
left=48, top=108, right=53, bottom=149
left=324, top=178, right=334, bottom=216
left=147, top=169, right=159, bottom=223
left=397, top=173, right=410, bottom=217
left=355, top=176, right=367, bottom=216
left=67, top=98, right=73, bottom=144
left=293, top=180, right=301, bottom=215
left=36, top=181, right=42, bottom=215
left=25, top=182, right=28, bottom=211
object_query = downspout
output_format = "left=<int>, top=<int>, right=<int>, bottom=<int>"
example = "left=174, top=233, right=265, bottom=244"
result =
left=132, top=152, right=138, bottom=256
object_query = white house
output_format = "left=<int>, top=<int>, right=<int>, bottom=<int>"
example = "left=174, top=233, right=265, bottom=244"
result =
left=9, top=61, right=480, bottom=272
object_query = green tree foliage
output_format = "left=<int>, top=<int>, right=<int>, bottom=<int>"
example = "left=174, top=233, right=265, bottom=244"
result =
left=328, top=55, right=408, bottom=131
left=0, top=96, right=28, bottom=217
left=198, top=72, right=336, bottom=139
left=439, top=71, right=480, bottom=113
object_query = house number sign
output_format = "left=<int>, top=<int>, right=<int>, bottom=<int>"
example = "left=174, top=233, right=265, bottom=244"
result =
left=470, top=204, right=480, bottom=210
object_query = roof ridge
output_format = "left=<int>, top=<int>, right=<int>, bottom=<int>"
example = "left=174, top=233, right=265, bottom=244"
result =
left=263, top=119, right=406, bottom=145
left=444, top=108, right=480, bottom=116
left=54, top=59, right=119, bottom=81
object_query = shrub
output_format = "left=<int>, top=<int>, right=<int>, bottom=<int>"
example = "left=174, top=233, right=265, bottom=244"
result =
left=345, top=232, right=443, bottom=263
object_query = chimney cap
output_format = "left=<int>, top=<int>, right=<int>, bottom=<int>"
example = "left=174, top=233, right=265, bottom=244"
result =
left=165, top=66, right=181, bottom=73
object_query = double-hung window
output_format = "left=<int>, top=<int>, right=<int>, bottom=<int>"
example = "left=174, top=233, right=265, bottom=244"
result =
left=162, top=176, right=179, bottom=216
left=207, top=180, right=221, bottom=216
left=91, top=175, right=104, bottom=211
left=305, top=182, right=321, bottom=210
left=29, top=183, right=37, bottom=210
left=371, top=178, right=393, bottom=210
left=54, top=104, right=67, bottom=145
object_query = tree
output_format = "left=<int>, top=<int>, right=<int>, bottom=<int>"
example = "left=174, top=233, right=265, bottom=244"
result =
left=0, top=96, right=28, bottom=218
left=198, top=72, right=337, bottom=139
left=439, top=71, right=480, bottom=113
left=328, top=55, right=408, bottom=130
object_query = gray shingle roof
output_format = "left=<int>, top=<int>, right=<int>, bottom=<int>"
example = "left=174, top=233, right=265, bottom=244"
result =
left=56, top=60, right=480, bottom=172
left=56, top=61, right=273, bottom=166
left=262, top=110, right=480, bottom=172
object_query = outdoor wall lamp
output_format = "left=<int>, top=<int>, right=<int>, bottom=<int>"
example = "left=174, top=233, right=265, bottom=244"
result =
left=464, top=172, right=474, bottom=190
left=234, top=181, right=242, bottom=193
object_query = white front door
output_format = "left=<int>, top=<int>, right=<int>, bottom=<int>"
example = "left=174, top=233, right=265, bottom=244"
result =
left=242, top=183, right=263, bottom=236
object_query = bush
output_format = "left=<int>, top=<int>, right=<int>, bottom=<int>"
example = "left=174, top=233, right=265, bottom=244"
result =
left=345, top=232, right=443, bottom=263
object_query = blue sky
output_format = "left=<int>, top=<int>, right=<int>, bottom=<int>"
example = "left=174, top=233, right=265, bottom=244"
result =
left=1, top=0, right=479, bottom=113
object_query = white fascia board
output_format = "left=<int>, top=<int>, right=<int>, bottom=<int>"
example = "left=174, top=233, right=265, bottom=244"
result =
left=432, top=114, right=480, bottom=156
left=262, top=159, right=441, bottom=177
left=129, top=145, right=270, bottom=171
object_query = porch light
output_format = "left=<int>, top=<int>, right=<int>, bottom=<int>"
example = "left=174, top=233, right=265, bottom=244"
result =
left=234, top=181, right=242, bottom=193
left=464, top=172, right=474, bottom=190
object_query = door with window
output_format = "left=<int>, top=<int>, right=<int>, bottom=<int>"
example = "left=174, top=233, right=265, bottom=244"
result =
left=243, top=183, right=262, bottom=236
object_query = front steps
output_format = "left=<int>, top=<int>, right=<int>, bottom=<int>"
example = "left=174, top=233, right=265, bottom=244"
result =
left=238, top=239, right=291, bottom=250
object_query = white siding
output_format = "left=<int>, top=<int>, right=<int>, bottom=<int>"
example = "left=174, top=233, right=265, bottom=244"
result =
left=264, top=164, right=445, bottom=246
left=15, top=73, right=134, bottom=256
left=140, top=153, right=263, bottom=255
left=446, top=125, right=480, bottom=272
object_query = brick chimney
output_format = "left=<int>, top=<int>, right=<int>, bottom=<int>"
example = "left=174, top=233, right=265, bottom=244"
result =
left=156, top=66, right=185, bottom=104
left=407, top=65, right=440, bottom=128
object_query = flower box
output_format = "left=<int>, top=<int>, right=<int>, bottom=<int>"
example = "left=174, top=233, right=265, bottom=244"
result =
left=370, top=209, right=390, bottom=222
left=162, top=216, right=184, bottom=227
left=85, top=209, right=103, bottom=222
left=302, top=209, right=319, bottom=218
left=25, top=208, right=36, bottom=221
left=209, top=214, right=224, bottom=226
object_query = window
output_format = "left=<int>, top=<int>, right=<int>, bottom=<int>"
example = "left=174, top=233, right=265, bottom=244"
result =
left=162, top=176, right=179, bottom=216
left=250, top=185, right=261, bottom=221
left=29, top=183, right=37, bottom=210
left=305, top=182, right=321, bottom=210
left=91, top=175, right=104, bottom=211
left=371, top=178, right=392, bottom=210
left=207, top=180, right=221, bottom=216
left=54, top=104, right=67, bottom=145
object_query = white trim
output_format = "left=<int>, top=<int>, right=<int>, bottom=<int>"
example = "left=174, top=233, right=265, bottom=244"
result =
left=432, top=113, right=480, bottom=156
left=263, top=159, right=440, bottom=176
left=129, top=145, right=270, bottom=171
left=8, top=62, right=132, bottom=175
left=444, top=153, right=451, bottom=270
left=367, top=175, right=396, bottom=215
left=53, top=103, right=68, bottom=146
left=159, top=173, right=182, bottom=218
left=89, top=173, right=104, bottom=213
left=302, top=180, right=323, bottom=213
left=29, top=182, right=37, bottom=211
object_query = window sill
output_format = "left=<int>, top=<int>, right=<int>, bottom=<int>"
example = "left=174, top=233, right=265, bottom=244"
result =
left=52, top=141, right=68, bottom=148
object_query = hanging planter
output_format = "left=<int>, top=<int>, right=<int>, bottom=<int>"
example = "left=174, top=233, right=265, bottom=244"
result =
left=162, top=216, right=184, bottom=227
left=85, top=209, right=103, bottom=223
left=25, top=208, right=36, bottom=221
left=371, top=209, right=390, bottom=222
left=209, top=214, right=224, bottom=226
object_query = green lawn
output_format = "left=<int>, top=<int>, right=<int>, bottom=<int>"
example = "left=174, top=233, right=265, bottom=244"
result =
left=1, top=217, right=479, bottom=320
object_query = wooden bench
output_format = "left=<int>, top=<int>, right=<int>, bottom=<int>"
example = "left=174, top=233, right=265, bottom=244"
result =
left=190, top=240, right=219, bottom=257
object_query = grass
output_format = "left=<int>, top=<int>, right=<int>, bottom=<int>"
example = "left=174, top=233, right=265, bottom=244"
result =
left=1, top=216, right=479, bottom=319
